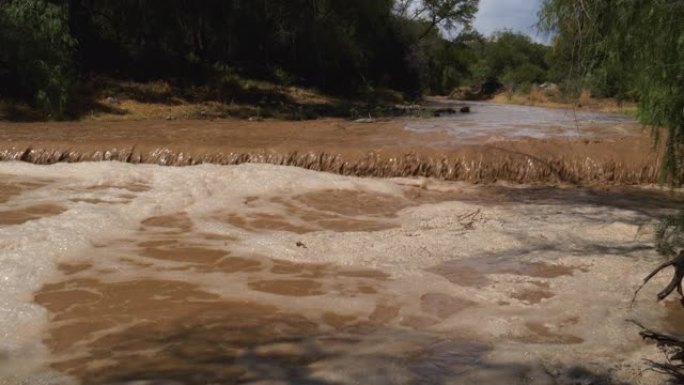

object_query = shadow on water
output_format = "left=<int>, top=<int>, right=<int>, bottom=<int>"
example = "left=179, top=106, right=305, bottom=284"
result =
left=495, top=238, right=656, bottom=258
left=34, top=278, right=627, bottom=385
left=90, top=317, right=331, bottom=385
left=62, top=312, right=484, bottom=385
left=63, top=314, right=628, bottom=385
left=462, top=183, right=684, bottom=221
left=37, top=262, right=638, bottom=385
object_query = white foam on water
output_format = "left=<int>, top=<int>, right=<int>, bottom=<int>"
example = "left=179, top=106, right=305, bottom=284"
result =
left=405, top=101, right=638, bottom=141
left=0, top=161, right=675, bottom=385
left=0, top=161, right=414, bottom=384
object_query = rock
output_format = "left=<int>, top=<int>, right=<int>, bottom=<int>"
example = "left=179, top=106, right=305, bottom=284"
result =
left=433, top=108, right=456, bottom=117
left=460, top=106, right=471, bottom=113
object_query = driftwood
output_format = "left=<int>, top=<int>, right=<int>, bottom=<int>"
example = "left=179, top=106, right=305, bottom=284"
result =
left=630, top=320, right=684, bottom=382
left=632, top=250, right=684, bottom=305
left=631, top=250, right=684, bottom=383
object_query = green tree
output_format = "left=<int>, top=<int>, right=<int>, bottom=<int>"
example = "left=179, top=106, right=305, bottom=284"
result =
left=470, top=30, right=550, bottom=86
left=0, top=0, right=482, bottom=113
left=541, top=3, right=684, bottom=377
left=395, top=0, right=478, bottom=39
left=540, top=0, right=684, bottom=184
left=0, top=0, right=76, bottom=119
left=392, top=0, right=480, bottom=95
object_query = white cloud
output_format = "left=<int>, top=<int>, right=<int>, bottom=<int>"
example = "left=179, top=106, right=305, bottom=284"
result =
left=473, top=0, right=550, bottom=43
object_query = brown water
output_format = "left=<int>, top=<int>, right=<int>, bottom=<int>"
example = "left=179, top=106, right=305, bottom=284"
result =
left=0, top=104, right=660, bottom=185
left=0, top=105, right=677, bottom=384
left=33, top=221, right=583, bottom=384
left=21, top=173, right=494, bottom=385
left=408, top=101, right=637, bottom=141
left=0, top=162, right=680, bottom=385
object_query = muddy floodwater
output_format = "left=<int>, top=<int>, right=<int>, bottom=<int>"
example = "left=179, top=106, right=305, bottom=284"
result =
left=407, top=101, right=637, bottom=141
left=0, top=161, right=682, bottom=385
left=0, top=102, right=660, bottom=184
left=0, top=105, right=680, bottom=384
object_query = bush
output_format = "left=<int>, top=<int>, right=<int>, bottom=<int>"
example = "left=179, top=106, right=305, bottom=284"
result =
left=0, top=0, right=77, bottom=119
left=502, top=63, right=547, bottom=86
left=656, top=210, right=684, bottom=256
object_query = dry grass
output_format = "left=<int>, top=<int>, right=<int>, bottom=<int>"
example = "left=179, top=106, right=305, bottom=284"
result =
left=80, top=77, right=341, bottom=122
left=491, top=88, right=638, bottom=116
left=84, top=99, right=237, bottom=122
left=1, top=74, right=418, bottom=123
left=0, top=76, right=347, bottom=123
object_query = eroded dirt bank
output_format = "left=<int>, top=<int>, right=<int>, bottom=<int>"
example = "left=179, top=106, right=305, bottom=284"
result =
left=0, top=118, right=660, bottom=184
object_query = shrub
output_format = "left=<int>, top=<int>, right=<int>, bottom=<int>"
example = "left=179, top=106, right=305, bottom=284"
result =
left=0, top=0, right=77, bottom=119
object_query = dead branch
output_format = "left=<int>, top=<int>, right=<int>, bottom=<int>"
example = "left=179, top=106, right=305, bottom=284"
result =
left=456, top=209, right=482, bottom=230
left=629, top=320, right=684, bottom=382
left=630, top=320, right=684, bottom=348
left=632, top=250, right=684, bottom=306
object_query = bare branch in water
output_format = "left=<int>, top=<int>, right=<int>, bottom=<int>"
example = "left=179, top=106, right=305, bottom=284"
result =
left=629, top=320, right=684, bottom=382
left=632, top=250, right=684, bottom=306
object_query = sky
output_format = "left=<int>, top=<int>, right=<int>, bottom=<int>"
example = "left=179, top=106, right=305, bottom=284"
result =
left=472, top=0, right=549, bottom=43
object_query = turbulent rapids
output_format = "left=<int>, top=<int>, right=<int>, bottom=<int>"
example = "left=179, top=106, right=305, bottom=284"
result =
left=0, top=104, right=680, bottom=385
left=1, top=162, right=683, bottom=385
left=0, top=144, right=660, bottom=185
left=0, top=103, right=661, bottom=185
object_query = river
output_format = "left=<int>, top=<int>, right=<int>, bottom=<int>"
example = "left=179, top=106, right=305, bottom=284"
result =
left=0, top=104, right=680, bottom=385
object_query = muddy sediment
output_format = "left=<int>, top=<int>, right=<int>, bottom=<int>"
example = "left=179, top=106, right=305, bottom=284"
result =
left=0, top=118, right=661, bottom=185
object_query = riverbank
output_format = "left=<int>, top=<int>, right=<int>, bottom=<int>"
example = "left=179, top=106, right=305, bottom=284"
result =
left=488, top=89, right=638, bottom=116
left=0, top=77, right=421, bottom=123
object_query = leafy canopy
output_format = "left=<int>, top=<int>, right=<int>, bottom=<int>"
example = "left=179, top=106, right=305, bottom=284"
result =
left=0, top=0, right=76, bottom=118
left=540, top=0, right=684, bottom=184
